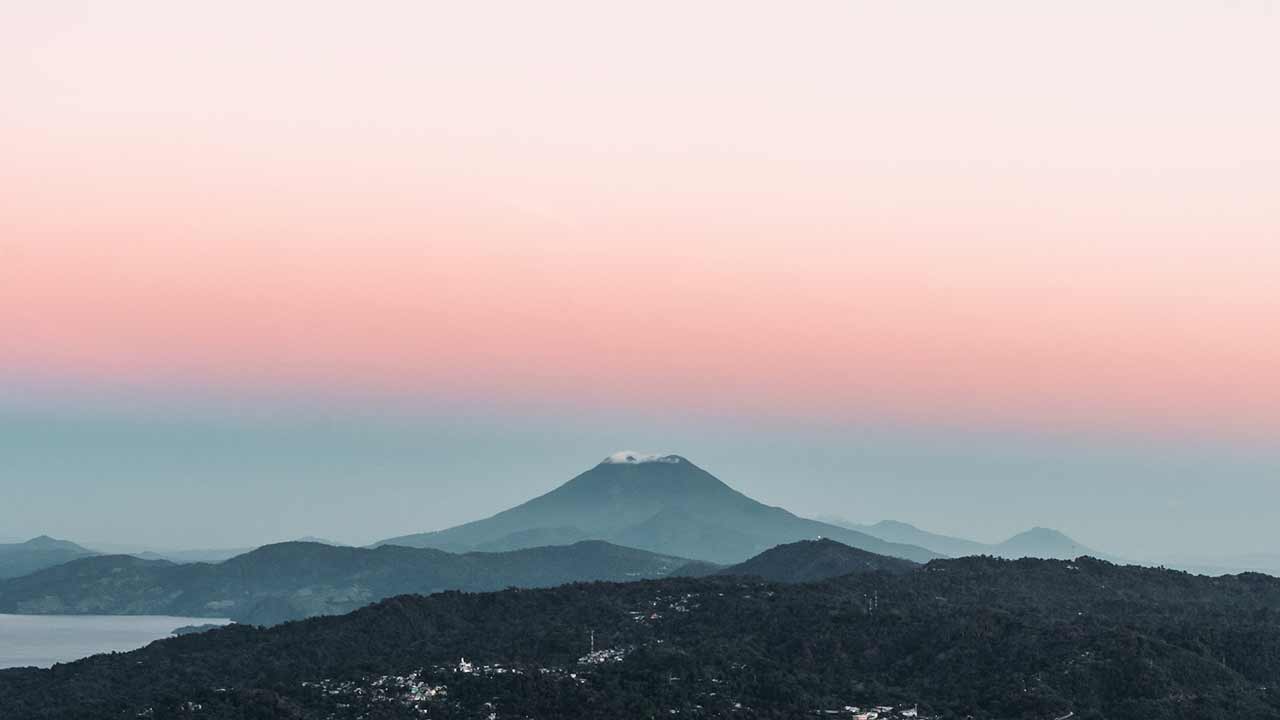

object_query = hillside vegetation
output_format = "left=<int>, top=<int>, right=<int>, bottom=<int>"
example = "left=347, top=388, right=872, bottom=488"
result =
left=3, top=555, right=1278, bottom=719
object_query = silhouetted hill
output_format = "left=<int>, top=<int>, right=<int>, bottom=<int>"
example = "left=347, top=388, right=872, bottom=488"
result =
left=0, top=536, right=98, bottom=580
left=378, top=453, right=940, bottom=563
left=719, top=538, right=917, bottom=582
left=0, top=540, right=693, bottom=624
left=4, top=557, right=1280, bottom=719
left=993, top=526, right=1102, bottom=559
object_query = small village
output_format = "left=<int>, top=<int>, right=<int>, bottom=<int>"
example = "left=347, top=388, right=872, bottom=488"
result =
left=814, top=704, right=925, bottom=719
left=295, top=652, right=937, bottom=720
left=288, top=587, right=943, bottom=719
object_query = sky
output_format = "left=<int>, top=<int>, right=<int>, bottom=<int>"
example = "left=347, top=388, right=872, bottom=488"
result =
left=2, top=2, right=1277, bottom=558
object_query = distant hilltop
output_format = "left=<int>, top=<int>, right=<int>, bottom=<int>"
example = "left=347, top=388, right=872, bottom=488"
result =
left=0, top=536, right=97, bottom=580
left=820, top=517, right=1112, bottom=562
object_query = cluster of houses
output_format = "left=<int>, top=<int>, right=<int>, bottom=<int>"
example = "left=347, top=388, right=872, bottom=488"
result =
left=818, top=704, right=923, bottom=719
left=302, top=670, right=448, bottom=713
left=453, top=657, right=529, bottom=677
left=578, top=646, right=630, bottom=665
left=290, top=591, right=938, bottom=720
left=629, top=590, right=702, bottom=624
left=296, top=660, right=936, bottom=720
left=298, top=656, right=607, bottom=717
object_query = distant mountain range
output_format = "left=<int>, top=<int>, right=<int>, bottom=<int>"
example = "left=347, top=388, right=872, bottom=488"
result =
left=822, top=518, right=1109, bottom=560
left=0, top=540, right=704, bottom=625
left=88, top=538, right=348, bottom=565
left=0, top=536, right=97, bottom=580
left=0, top=533, right=926, bottom=627
left=377, top=452, right=940, bottom=564
left=3, top=450, right=1265, bottom=631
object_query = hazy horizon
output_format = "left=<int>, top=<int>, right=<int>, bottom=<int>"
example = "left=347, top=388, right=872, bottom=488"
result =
left=4, top=386, right=1277, bottom=561
left=4, top=3, right=1277, bottom=564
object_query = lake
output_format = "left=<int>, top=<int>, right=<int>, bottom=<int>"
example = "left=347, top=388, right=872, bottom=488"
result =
left=0, top=614, right=231, bottom=669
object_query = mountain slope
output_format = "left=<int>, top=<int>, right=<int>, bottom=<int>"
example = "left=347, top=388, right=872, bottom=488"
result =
left=5, top=557, right=1280, bottom=719
left=719, top=538, right=917, bottom=582
left=0, top=536, right=98, bottom=580
left=829, top=519, right=991, bottom=557
left=378, top=453, right=940, bottom=564
left=0, top=540, right=694, bottom=624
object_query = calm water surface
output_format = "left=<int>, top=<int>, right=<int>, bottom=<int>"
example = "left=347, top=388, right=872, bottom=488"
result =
left=0, top=614, right=231, bottom=669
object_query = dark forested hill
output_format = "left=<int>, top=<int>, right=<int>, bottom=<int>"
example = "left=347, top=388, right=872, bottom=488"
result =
left=992, top=526, right=1103, bottom=560
left=3, top=556, right=1279, bottom=720
left=377, top=453, right=940, bottom=563
left=0, top=540, right=693, bottom=624
left=0, top=536, right=97, bottom=580
left=718, top=538, right=917, bottom=582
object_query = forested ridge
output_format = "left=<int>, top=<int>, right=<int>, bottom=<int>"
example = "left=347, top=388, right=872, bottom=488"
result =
left=2, top=555, right=1279, bottom=719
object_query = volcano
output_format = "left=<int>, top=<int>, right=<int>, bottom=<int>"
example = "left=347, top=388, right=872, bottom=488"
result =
left=377, top=452, right=940, bottom=564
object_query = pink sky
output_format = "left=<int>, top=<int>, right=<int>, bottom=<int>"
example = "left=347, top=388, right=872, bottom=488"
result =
left=3, top=1, right=1278, bottom=437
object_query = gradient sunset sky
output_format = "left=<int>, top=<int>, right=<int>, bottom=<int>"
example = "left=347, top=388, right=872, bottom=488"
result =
left=2, top=2, right=1277, bottom=556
